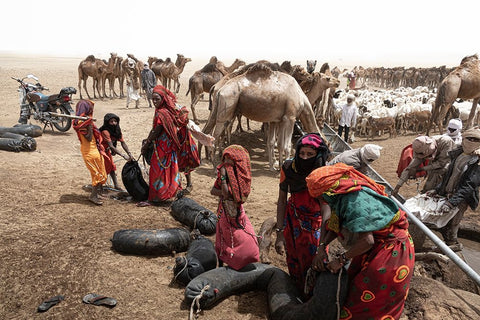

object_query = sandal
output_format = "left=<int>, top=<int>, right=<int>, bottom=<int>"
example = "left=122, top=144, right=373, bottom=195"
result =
left=37, top=295, right=64, bottom=312
left=82, top=293, right=117, bottom=308
left=89, top=197, right=103, bottom=205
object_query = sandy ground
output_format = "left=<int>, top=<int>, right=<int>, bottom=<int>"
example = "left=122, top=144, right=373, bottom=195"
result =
left=0, top=54, right=478, bottom=319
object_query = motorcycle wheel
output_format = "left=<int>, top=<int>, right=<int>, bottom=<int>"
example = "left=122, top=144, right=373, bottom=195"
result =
left=51, top=105, right=72, bottom=132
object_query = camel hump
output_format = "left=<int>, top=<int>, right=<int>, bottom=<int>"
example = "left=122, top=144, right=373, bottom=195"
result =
left=165, top=57, right=172, bottom=63
left=246, top=63, right=275, bottom=78
left=460, top=54, right=478, bottom=65
left=200, top=63, right=218, bottom=73
left=85, top=55, right=96, bottom=62
left=319, top=62, right=330, bottom=74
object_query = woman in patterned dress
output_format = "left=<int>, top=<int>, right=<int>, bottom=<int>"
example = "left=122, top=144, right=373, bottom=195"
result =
left=307, top=163, right=414, bottom=320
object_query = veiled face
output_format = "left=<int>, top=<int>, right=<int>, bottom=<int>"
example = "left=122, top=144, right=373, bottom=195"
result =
left=108, top=118, right=118, bottom=126
left=298, top=146, right=317, bottom=159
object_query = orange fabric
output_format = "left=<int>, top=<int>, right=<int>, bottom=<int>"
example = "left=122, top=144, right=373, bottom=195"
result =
left=79, top=134, right=107, bottom=186
left=306, top=162, right=386, bottom=198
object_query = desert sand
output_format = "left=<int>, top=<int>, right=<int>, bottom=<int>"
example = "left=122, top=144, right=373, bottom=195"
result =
left=0, top=54, right=478, bottom=319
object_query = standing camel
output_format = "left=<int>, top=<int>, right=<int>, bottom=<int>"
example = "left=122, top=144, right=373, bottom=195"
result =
left=204, top=63, right=322, bottom=171
left=426, top=54, right=480, bottom=135
left=159, top=55, right=192, bottom=93
left=102, top=52, right=119, bottom=99
left=77, top=55, right=108, bottom=100
left=186, top=58, right=246, bottom=124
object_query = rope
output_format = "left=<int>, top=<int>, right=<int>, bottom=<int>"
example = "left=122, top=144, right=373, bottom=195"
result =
left=336, top=268, right=343, bottom=320
left=188, top=284, right=210, bottom=320
left=171, top=256, right=188, bottom=285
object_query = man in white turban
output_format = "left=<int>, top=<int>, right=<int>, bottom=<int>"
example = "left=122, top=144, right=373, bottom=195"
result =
left=429, top=128, right=480, bottom=245
left=392, top=135, right=455, bottom=196
left=327, top=144, right=382, bottom=174
left=444, top=118, right=462, bottom=145
left=337, top=94, right=358, bottom=143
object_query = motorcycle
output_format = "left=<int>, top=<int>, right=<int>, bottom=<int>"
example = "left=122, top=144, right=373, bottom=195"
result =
left=13, top=74, right=77, bottom=132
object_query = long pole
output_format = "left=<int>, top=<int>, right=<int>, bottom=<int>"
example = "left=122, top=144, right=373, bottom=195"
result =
left=391, top=196, right=480, bottom=287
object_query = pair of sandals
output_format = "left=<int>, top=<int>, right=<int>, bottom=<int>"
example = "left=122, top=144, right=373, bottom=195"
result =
left=37, top=293, right=117, bottom=313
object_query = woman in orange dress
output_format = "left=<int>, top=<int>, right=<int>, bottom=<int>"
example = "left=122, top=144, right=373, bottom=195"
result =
left=73, top=100, right=107, bottom=205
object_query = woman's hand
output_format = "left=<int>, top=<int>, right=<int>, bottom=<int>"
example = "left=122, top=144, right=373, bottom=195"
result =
left=311, top=245, right=328, bottom=271
left=326, top=257, right=344, bottom=274
left=274, top=232, right=285, bottom=255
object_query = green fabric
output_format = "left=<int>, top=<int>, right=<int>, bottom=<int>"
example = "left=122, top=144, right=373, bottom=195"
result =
left=322, top=187, right=398, bottom=233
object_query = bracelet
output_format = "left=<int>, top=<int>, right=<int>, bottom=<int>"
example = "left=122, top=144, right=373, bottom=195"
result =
left=318, top=242, right=326, bottom=247
left=275, top=227, right=284, bottom=233
left=220, top=175, right=227, bottom=181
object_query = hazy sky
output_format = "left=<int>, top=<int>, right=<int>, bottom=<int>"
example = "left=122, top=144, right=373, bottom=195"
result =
left=1, top=0, right=477, bottom=68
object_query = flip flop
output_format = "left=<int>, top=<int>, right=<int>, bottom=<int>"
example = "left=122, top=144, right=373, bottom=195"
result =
left=82, top=293, right=117, bottom=308
left=136, top=201, right=152, bottom=207
left=88, top=197, right=103, bottom=205
left=37, top=295, right=64, bottom=312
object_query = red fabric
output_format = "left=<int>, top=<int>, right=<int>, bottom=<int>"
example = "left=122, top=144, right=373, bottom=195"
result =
left=148, top=130, right=181, bottom=202
left=340, top=210, right=414, bottom=320
left=152, top=85, right=188, bottom=149
left=100, top=130, right=124, bottom=174
left=215, top=145, right=251, bottom=204
left=177, top=126, right=200, bottom=174
left=215, top=203, right=259, bottom=270
left=396, top=144, right=429, bottom=178
left=306, top=163, right=387, bottom=198
left=282, top=189, right=323, bottom=297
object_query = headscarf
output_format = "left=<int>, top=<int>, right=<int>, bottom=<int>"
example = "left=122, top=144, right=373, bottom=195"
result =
left=412, top=135, right=436, bottom=159
left=306, top=163, right=396, bottom=233
left=280, top=133, right=330, bottom=193
left=217, top=145, right=251, bottom=204
left=99, top=113, right=122, bottom=144
left=360, top=144, right=382, bottom=163
left=347, top=94, right=355, bottom=101
left=72, top=100, right=104, bottom=153
left=293, top=133, right=330, bottom=174
left=73, top=99, right=95, bottom=139
left=462, top=128, right=480, bottom=155
left=152, top=85, right=189, bottom=149
left=306, top=162, right=387, bottom=198
left=446, top=118, right=462, bottom=139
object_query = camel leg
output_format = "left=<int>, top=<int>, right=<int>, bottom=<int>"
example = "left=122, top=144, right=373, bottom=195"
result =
left=82, top=78, right=92, bottom=100
left=266, top=122, right=277, bottom=171
left=235, top=115, right=244, bottom=133
left=466, top=98, right=480, bottom=129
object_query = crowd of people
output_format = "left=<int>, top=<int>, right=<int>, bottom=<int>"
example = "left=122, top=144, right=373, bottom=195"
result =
left=70, top=82, right=480, bottom=319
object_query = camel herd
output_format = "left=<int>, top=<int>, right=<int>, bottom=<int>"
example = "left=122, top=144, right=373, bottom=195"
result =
left=77, top=53, right=480, bottom=170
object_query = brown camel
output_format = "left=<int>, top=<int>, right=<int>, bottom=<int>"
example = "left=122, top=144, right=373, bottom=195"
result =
left=204, top=63, right=321, bottom=171
left=103, top=53, right=120, bottom=99
left=426, top=54, right=480, bottom=135
left=300, top=69, right=340, bottom=128
left=186, top=58, right=246, bottom=124
left=77, top=55, right=108, bottom=100
left=158, top=54, right=192, bottom=93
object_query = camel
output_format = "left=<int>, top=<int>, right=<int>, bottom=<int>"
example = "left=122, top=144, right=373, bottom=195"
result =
left=152, top=54, right=191, bottom=93
left=203, top=63, right=322, bottom=171
left=300, top=70, right=340, bottom=128
left=186, top=58, right=246, bottom=124
left=426, top=54, right=480, bottom=135
left=306, top=60, right=317, bottom=74
left=112, top=56, right=124, bottom=98
left=103, top=53, right=120, bottom=99
left=77, top=55, right=108, bottom=100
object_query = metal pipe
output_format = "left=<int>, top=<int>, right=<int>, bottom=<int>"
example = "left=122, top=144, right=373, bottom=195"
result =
left=391, top=196, right=480, bottom=287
